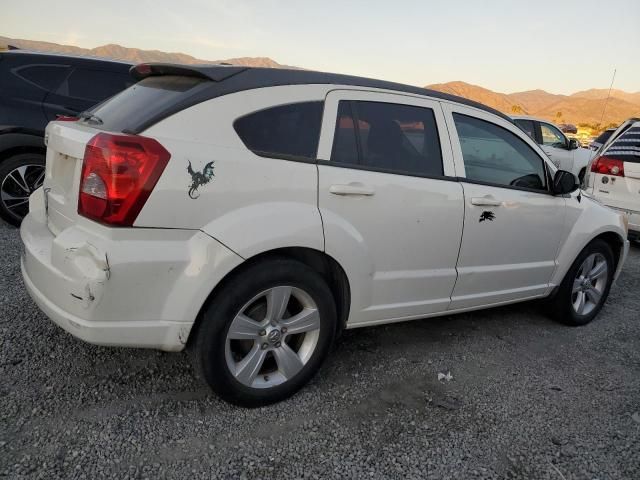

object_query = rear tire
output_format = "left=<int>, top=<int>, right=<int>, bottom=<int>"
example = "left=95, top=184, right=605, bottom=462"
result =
left=191, top=258, right=337, bottom=407
left=548, top=239, right=614, bottom=326
left=0, top=153, right=45, bottom=226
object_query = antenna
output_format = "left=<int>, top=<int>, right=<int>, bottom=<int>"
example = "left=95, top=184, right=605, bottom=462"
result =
left=599, top=68, right=616, bottom=127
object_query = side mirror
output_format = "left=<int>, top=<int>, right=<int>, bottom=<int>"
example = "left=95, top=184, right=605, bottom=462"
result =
left=568, top=138, right=579, bottom=150
left=552, top=170, right=579, bottom=195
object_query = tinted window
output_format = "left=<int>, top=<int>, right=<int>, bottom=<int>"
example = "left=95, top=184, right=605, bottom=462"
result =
left=89, top=75, right=207, bottom=132
left=331, top=100, right=443, bottom=176
left=234, top=102, right=324, bottom=160
left=59, top=68, right=133, bottom=102
left=604, top=125, right=640, bottom=163
left=453, top=113, right=547, bottom=191
left=594, top=130, right=613, bottom=144
left=540, top=123, right=567, bottom=148
left=15, top=65, right=70, bottom=91
left=514, top=119, right=535, bottom=140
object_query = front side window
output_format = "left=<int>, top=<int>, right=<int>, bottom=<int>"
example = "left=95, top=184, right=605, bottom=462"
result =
left=540, top=123, right=567, bottom=148
left=331, top=100, right=443, bottom=177
left=234, top=102, right=324, bottom=161
left=453, top=113, right=547, bottom=191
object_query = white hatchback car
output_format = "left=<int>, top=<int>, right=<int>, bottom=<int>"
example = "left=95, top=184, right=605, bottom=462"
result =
left=21, top=64, right=629, bottom=406
left=584, top=120, right=640, bottom=242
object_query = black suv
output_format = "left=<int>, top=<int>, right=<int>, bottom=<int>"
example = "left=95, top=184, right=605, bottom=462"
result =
left=0, top=50, right=133, bottom=225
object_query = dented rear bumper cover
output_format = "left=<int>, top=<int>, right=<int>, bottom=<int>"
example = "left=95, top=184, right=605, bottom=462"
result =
left=20, top=204, right=243, bottom=351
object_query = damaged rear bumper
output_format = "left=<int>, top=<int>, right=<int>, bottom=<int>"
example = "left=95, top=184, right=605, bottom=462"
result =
left=20, top=210, right=243, bottom=351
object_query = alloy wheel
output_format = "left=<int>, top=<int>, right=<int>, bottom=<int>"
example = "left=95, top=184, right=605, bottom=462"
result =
left=225, top=286, right=321, bottom=389
left=571, top=253, right=608, bottom=316
left=1, top=164, right=45, bottom=220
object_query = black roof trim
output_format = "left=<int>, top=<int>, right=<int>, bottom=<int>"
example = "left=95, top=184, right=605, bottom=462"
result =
left=130, top=63, right=248, bottom=81
left=135, top=64, right=512, bottom=122
left=0, top=49, right=133, bottom=67
left=116, top=63, right=514, bottom=133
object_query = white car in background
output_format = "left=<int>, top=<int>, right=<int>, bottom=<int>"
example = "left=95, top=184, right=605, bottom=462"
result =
left=585, top=120, right=640, bottom=242
left=512, top=115, right=594, bottom=182
left=20, top=64, right=629, bottom=406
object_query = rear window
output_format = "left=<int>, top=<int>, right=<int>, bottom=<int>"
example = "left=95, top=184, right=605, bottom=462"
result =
left=604, top=126, right=640, bottom=163
left=88, top=75, right=208, bottom=132
left=594, top=130, right=613, bottom=144
left=234, top=102, right=324, bottom=161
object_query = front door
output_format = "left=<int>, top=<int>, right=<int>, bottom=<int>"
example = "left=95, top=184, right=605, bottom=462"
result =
left=442, top=104, right=566, bottom=310
left=539, top=121, right=573, bottom=172
left=316, top=90, right=464, bottom=326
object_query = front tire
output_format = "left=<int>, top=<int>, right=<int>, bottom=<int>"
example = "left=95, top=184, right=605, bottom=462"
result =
left=548, top=239, right=614, bottom=326
left=192, top=258, right=337, bottom=407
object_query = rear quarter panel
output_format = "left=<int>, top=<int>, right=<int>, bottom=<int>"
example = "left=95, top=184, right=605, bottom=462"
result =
left=135, top=85, right=331, bottom=259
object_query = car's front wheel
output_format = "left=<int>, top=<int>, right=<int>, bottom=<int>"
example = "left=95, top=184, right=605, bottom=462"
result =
left=549, top=239, right=615, bottom=326
left=191, top=258, right=337, bottom=407
left=0, top=153, right=46, bottom=226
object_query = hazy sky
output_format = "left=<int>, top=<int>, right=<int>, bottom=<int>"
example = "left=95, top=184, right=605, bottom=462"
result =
left=2, top=0, right=639, bottom=94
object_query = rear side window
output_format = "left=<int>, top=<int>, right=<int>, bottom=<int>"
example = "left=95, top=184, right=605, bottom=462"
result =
left=594, top=130, right=613, bottom=144
left=58, top=68, right=133, bottom=102
left=453, top=113, right=547, bottom=191
left=89, top=75, right=207, bottom=132
left=514, top=119, right=535, bottom=140
left=14, top=64, right=70, bottom=91
left=331, top=100, right=443, bottom=177
left=234, top=102, right=324, bottom=161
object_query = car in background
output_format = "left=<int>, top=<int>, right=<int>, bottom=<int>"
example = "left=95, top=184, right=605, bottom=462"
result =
left=588, top=129, right=615, bottom=153
left=585, top=120, right=640, bottom=242
left=512, top=115, right=594, bottom=183
left=0, top=50, right=133, bottom=226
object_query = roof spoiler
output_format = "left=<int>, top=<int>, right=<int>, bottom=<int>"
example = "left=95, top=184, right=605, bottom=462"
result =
left=129, top=63, right=248, bottom=82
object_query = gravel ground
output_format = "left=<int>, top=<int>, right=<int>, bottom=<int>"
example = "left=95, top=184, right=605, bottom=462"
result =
left=1, top=219, right=639, bottom=480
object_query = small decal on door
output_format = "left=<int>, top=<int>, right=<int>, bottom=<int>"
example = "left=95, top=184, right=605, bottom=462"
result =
left=187, top=160, right=215, bottom=199
left=479, top=211, right=495, bottom=222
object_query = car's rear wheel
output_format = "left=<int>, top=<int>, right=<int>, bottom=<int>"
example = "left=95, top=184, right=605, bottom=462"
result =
left=548, top=239, right=614, bottom=326
left=0, top=153, right=46, bottom=226
left=191, top=258, right=337, bottom=407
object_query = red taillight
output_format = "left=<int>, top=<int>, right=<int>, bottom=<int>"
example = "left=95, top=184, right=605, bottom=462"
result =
left=56, top=115, right=79, bottom=122
left=78, top=133, right=170, bottom=226
left=590, top=156, right=625, bottom=177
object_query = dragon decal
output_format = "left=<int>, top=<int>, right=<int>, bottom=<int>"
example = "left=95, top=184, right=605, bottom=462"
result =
left=479, top=211, right=495, bottom=222
left=187, top=160, right=215, bottom=199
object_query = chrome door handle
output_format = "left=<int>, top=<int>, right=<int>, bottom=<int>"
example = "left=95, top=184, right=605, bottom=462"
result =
left=329, top=184, right=375, bottom=196
left=471, top=197, right=502, bottom=206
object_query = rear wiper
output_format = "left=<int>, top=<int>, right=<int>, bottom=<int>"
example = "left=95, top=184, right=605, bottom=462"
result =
left=78, top=111, right=104, bottom=125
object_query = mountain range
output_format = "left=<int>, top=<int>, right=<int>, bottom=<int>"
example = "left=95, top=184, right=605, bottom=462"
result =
left=2, top=35, right=639, bottom=127
left=426, top=81, right=640, bottom=127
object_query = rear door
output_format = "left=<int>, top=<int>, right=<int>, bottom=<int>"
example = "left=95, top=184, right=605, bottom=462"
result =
left=316, top=90, right=464, bottom=326
left=442, top=103, right=566, bottom=309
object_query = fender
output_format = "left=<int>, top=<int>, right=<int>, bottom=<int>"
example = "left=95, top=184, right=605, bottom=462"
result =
left=549, top=193, right=628, bottom=290
left=0, top=126, right=45, bottom=159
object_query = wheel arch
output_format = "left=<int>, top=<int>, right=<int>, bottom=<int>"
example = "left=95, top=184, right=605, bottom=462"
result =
left=187, top=246, right=351, bottom=347
left=0, top=130, right=46, bottom=163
